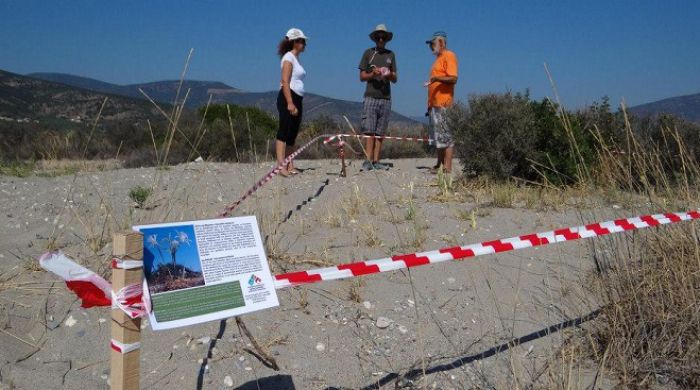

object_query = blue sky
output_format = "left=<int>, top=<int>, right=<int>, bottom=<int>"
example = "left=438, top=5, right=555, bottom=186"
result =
left=141, top=225, right=201, bottom=276
left=1, top=1, right=698, bottom=116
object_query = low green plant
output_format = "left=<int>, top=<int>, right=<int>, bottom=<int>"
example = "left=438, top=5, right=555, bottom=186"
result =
left=436, top=168, right=454, bottom=197
left=128, top=185, right=152, bottom=208
left=0, top=161, right=35, bottom=177
left=404, top=182, right=416, bottom=221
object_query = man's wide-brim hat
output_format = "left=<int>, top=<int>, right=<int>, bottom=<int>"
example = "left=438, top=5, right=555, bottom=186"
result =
left=370, top=24, right=393, bottom=42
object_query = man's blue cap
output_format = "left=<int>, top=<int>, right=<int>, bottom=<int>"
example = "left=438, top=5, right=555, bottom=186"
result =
left=425, top=31, right=447, bottom=44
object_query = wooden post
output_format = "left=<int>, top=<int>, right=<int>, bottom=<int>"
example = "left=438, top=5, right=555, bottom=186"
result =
left=339, top=143, right=347, bottom=178
left=111, top=231, right=143, bottom=390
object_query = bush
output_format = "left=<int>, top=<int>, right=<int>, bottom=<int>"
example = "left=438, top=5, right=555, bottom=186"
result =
left=128, top=185, right=152, bottom=208
left=448, top=92, right=539, bottom=181
left=447, top=91, right=700, bottom=186
left=198, top=104, right=277, bottom=162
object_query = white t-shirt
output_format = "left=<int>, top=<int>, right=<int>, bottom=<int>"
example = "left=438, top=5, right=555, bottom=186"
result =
left=280, top=52, right=305, bottom=96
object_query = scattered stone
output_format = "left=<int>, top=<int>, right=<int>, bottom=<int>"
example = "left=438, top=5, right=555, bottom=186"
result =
left=224, top=375, right=234, bottom=387
left=447, top=277, right=456, bottom=284
left=197, top=336, right=211, bottom=345
left=375, top=317, right=391, bottom=329
left=244, top=366, right=252, bottom=371
left=65, top=315, right=77, bottom=327
left=363, top=301, right=372, bottom=310
left=315, top=342, right=326, bottom=352
left=397, top=325, right=408, bottom=334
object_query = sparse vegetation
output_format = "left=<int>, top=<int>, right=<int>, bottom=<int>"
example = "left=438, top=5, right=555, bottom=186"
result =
left=128, top=185, right=152, bottom=208
left=448, top=92, right=700, bottom=186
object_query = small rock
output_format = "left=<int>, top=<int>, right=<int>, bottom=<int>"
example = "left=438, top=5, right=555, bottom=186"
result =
left=224, top=375, right=234, bottom=387
left=197, top=336, right=211, bottom=345
left=398, top=325, right=408, bottom=334
left=194, top=156, right=204, bottom=163
left=244, top=366, right=252, bottom=371
left=363, top=301, right=372, bottom=310
left=65, top=315, right=77, bottom=328
left=375, top=317, right=391, bottom=329
left=655, top=374, right=670, bottom=384
left=315, top=342, right=326, bottom=352
left=447, top=277, right=456, bottom=284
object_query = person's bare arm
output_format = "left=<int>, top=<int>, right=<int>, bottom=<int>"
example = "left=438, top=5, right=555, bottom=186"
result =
left=429, top=75, right=458, bottom=84
left=360, top=67, right=381, bottom=81
left=280, top=60, right=298, bottom=115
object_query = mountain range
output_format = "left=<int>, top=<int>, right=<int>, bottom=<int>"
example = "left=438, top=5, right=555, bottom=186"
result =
left=0, top=69, right=160, bottom=123
left=27, top=72, right=417, bottom=124
left=3, top=69, right=698, bottom=126
left=628, top=92, right=700, bottom=124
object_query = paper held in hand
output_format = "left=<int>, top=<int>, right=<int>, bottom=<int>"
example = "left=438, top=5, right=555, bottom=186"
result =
left=133, top=216, right=279, bottom=330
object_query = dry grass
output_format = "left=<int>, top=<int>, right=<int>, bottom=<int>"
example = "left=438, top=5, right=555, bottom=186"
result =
left=360, top=223, right=383, bottom=248
left=340, top=183, right=364, bottom=220
left=588, top=227, right=700, bottom=387
left=560, top=102, right=700, bottom=387
left=35, top=159, right=123, bottom=174
left=322, top=207, right=344, bottom=228
left=585, top=168, right=699, bottom=385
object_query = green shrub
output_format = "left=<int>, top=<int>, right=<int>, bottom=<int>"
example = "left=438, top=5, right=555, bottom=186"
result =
left=448, top=92, right=538, bottom=181
left=448, top=92, right=599, bottom=184
left=128, top=185, right=152, bottom=208
left=198, top=104, right=277, bottom=162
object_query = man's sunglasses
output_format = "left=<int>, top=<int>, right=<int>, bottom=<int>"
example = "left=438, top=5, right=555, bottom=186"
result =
left=374, top=33, right=388, bottom=41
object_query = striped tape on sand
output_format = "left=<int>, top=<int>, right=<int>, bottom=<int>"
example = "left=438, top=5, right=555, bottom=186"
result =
left=273, top=211, right=700, bottom=289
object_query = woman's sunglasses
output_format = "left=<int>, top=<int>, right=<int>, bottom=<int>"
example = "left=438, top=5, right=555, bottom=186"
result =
left=295, top=39, right=307, bottom=45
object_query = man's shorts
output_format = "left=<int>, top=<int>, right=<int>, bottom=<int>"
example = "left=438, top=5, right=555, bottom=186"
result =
left=361, top=97, right=391, bottom=136
left=429, top=106, right=454, bottom=148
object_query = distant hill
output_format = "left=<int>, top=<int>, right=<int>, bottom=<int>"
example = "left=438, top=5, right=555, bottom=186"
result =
left=0, top=70, right=161, bottom=123
left=629, top=92, right=700, bottom=123
left=28, top=72, right=417, bottom=125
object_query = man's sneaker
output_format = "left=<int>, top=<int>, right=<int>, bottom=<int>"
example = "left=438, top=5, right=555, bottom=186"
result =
left=362, top=160, right=374, bottom=171
left=372, top=161, right=390, bottom=170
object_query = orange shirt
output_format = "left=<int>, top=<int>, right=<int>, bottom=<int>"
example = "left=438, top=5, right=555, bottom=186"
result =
left=428, top=49, right=458, bottom=108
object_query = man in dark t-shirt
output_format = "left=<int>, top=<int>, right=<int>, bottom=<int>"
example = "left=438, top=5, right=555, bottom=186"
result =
left=358, top=24, right=397, bottom=171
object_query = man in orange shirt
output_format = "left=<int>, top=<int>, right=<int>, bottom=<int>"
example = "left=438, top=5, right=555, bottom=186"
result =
left=425, top=31, right=458, bottom=174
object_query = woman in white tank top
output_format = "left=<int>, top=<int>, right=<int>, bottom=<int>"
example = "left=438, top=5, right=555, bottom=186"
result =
left=276, top=28, right=307, bottom=177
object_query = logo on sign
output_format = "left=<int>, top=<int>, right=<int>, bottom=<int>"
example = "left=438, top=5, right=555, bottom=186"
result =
left=248, top=274, right=262, bottom=286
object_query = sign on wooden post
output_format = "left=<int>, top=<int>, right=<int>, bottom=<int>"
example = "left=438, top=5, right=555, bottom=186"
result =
left=111, top=231, right=143, bottom=390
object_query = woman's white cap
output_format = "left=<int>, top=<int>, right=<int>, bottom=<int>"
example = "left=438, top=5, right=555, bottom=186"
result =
left=286, top=28, right=308, bottom=40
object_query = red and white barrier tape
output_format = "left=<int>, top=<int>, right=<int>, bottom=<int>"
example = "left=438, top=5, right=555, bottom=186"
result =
left=111, top=283, right=148, bottom=319
left=272, top=211, right=700, bottom=289
left=220, top=133, right=432, bottom=216
left=111, top=257, right=144, bottom=270
left=40, top=211, right=700, bottom=316
left=324, top=134, right=431, bottom=145
left=110, top=339, right=141, bottom=354
left=219, top=134, right=335, bottom=217
left=39, top=252, right=147, bottom=318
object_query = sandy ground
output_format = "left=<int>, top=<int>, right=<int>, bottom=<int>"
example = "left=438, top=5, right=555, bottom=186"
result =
left=0, top=158, right=619, bottom=389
